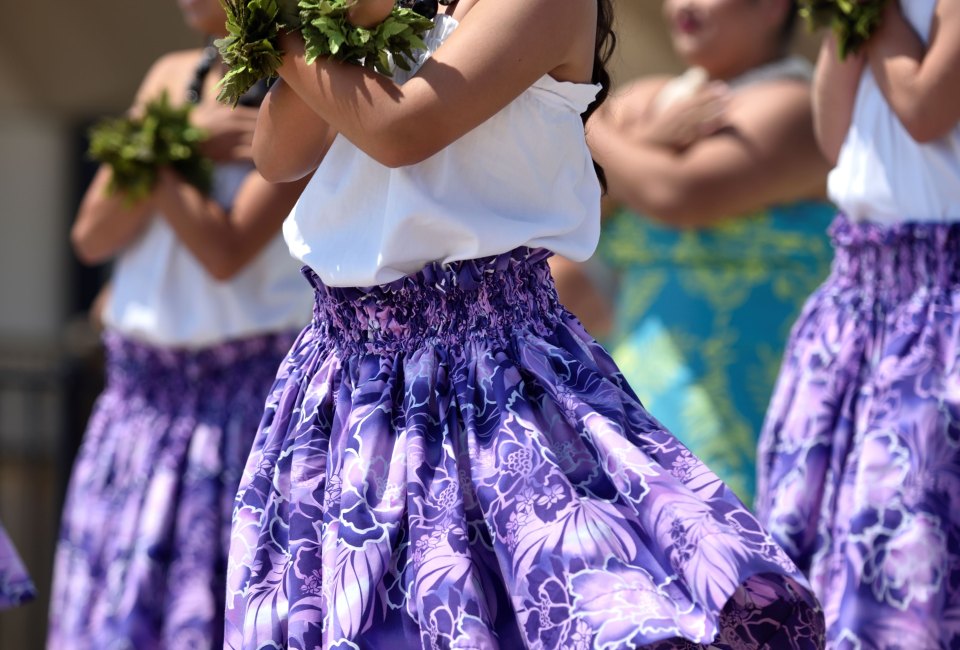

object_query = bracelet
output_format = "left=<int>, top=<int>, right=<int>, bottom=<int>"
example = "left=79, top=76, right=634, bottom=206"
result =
left=89, top=92, right=212, bottom=202
left=217, top=0, right=435, bottom=106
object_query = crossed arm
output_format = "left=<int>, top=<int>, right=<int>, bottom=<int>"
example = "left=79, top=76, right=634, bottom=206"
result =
left=252, top=0, right=597, bottom=178
left=72, top=53, right=309, bottom=280
left=814, top=0, right=960, bottom=162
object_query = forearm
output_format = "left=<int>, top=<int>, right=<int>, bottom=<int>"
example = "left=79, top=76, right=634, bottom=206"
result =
left=813, top=35, right=865, bottom=164
left=71, top=166, right=155, bottom=265
left=591, top=120, right=727, bottom=227
left=590, top=114, right=825, bottom=228
left=253, top=78, right=336, bottom=182
left=867, top=2, right=954, bottom=142
left=152, top=168, right=306, bottom=281
left=276, top=33, right=435, bottom=167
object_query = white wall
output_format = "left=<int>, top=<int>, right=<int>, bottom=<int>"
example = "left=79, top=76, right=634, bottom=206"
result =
left=0, top=113, right=70, bottom=342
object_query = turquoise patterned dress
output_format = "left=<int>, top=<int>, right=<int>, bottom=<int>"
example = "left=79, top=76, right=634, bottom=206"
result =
left=599, top=202, right=834, bottom=503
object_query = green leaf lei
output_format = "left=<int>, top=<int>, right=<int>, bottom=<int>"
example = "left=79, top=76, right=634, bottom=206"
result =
left=799, top=0, right=889, bottom=59
left=217, top=0, right=434, bottom=105
left=88, top=91, right=213, bottom=203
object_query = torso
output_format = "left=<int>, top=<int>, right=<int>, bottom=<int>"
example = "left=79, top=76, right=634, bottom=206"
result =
left=828, top=0, right=960, bottom=224
left=105, top=49, right=312, bottom=348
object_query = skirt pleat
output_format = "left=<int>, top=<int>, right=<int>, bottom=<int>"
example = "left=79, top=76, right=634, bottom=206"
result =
left=0, top=521, right=35, bottom=609
left=758, top=216, right=960, bottom=649
left=48, top=330, right=296, bottom=650
left=226, top=249, right=823, bottom=649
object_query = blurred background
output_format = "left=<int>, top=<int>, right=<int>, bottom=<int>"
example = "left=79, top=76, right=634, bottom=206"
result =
left=0, top=1, right=815, bottom=646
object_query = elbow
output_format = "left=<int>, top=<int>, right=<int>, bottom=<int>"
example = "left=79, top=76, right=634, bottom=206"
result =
left=202, top=255, right=246, bottom=282
left=70, top=224, right=110, bottom=266
left=900, top=113, right=950, bottom=144
left=622, top=185, right=720, bottom=229
left=894, top=99, right=952, bottom=144
left=253, top=149, right=313, bottom=184
left=256, top=162, right=305, bottom=184
left=370, top=138, right=438, bottom=169
left=364, top=115, right=444, bottom=168
left=189, top=243, right=248, bottom=282
left=813, top=122, right=842, bottom=166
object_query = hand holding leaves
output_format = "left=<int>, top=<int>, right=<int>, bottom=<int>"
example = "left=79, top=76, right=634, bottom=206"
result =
left=88, top=92, right=213, bottom=203
left=217, top=0, right=299, bottom=106
left=216, top=0, right=435, bottom=106
left=799, top=0, right=889, bottom=59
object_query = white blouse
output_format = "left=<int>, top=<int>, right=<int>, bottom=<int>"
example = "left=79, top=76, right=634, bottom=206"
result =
left=828, top=0, right=960, bottom=224
left=104, top=162, right=312, bottom=348
left=284, top=14, right=603, bottom=287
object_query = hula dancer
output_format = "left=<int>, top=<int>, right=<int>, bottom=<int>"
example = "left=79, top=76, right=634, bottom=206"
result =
left=226, top=0, right=825, bottom=647
left=584, top=0, right=834, bottom=506
left=757, top=0, right=960, bottom=646
left=47, top=0, right=312, bottom=647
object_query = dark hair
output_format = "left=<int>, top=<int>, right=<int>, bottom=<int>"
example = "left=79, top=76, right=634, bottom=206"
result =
left=583, top=0, right=616, bottom=192
left=780, top=1, right=798, bottom=43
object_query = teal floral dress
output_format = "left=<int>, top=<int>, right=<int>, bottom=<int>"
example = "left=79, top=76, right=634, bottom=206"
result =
left=600, top=202, right=834, bottom=503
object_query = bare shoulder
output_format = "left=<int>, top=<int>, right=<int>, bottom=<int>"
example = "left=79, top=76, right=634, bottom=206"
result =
left=611, top=75, right=672, bottom=111
left=726, top=78, right=813, bottom=136
left=134, top=49, right=204, bottom=106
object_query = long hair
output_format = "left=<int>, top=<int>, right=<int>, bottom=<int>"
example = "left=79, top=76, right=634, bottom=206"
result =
left=584, top=0, right=616, bottom=191
left=781, top=0, right=799, bottom=43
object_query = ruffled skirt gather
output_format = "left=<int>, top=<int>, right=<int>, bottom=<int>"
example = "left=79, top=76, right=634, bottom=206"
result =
left=758, top=216, right=960, bottom=649
left=48, top=331, right=296, bottom=649
left=0, top=521, right=35, bottom=609
left=225, top=248, right=823, bottom=649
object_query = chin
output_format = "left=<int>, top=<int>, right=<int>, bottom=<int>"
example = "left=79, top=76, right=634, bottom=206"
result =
left=671, top=41, right=706, bottom=65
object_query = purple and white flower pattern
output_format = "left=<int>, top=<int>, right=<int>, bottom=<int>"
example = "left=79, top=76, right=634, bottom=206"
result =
left=226, top=249, right=824, bottom=649
left=48, top=331, right=296, bottom=649
left=758, top=216, right=960, bottom=649
left=0, top=521, right=35, bottom=609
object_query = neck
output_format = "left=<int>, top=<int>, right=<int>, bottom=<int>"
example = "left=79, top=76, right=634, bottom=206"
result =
left=702, top=47, right=786, bottom=82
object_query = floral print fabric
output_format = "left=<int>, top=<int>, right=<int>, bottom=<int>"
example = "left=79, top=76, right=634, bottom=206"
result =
left=48, top=331, right=296, bottom=650
left=758, top=216, right=960, bottom=649
left=0, top=521, right=35, bottom=609
left=225, top=248, right=824, bottom=649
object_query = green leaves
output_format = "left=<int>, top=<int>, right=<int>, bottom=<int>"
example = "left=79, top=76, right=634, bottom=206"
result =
left=299, top=1, right=433, bottom=73
left=798, top=0, right=888, bottom=59
left=216, top=0, right=435, bottom=105
left=88, top=91, right=213, bottom=203
left=216, top=0, right=299, bottom=105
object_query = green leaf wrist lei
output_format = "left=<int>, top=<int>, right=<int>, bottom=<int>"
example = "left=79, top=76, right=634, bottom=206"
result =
left=798, top=0, right=889, bottom=59
left=88, top=91, right=213, bottom=203
left=217, top=0, right=435, bottom=106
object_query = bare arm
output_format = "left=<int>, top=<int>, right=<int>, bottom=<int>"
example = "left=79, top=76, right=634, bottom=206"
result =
left=590, top=82, right=830, bottom=228
left=152, top=168, right=309, bottom=281
left=252, top=78, right=337, bottom=182
left=813, top=34, right=866, bottom=164
left=70, top=54, right=184, bottom=264
left=271, top=0, right=596, bottom=168
left=867, top=0, right=960, bottom=143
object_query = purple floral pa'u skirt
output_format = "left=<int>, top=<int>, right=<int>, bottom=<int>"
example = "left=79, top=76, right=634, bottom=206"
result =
left=758, top=216, right=960, bottom=649
left=0, top=521, right=35, bottom=609
left=47, top=330, right=297, bottom=649
left=225, top=248, right=824, bottom=649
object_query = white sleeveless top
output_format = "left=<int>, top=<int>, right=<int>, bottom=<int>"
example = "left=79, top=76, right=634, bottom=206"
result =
left=284, top=15, right=603, bottom=287
left=828, top=0, right=960, bottom=224
left=104, top=162, right=312, bottom=348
